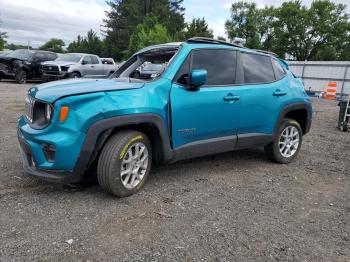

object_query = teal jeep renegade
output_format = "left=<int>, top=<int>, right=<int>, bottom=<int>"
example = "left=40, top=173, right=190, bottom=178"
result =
left=17, top=38, right=312, bottom=197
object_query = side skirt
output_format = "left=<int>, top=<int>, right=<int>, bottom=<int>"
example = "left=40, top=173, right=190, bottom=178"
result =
left=171, top=133, right=274, bottom=163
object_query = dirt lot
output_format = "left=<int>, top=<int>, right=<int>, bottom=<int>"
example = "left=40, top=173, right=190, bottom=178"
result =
left=0, top=80, right=349, bottom=262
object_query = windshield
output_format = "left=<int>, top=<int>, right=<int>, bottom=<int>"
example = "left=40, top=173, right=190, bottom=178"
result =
left=6, top=49, right=34, bottom=60
left=110, top=46, right=179, bottom=82
left=55, top=54, right=82, bottom=63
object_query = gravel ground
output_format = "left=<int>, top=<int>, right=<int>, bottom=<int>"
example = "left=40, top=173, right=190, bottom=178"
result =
left=0, top=80, right=349, bottom=262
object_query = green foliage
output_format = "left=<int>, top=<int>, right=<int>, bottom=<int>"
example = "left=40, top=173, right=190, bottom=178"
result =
left=225, top=2, right=273, bottom=49
left=67, top=30, right=104, bottom=56
left=103, top=0, right=185, bottom=60
left=0, top=32, right=7, bottom=50
left=5, top=43, right=31, bottom=50
left=39, top=38, right=65, bottom=53
left=225, top=0, right=350, bottom=61
left=128, top=16, right=172, bottom=55
left=181, top=18, right=214, bottom=40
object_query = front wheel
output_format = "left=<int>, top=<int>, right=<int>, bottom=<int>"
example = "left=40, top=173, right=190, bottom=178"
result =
left=70, top=72, right=80, bottom=79
left=265, top=119, right=303, bottom=164
left=15, top=70, right=27, bottom=84
left=97, top=131, right=152, bottom=197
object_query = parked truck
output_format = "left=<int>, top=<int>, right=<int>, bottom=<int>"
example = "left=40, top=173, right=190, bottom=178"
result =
left=41, top=53, right=118, bottom=82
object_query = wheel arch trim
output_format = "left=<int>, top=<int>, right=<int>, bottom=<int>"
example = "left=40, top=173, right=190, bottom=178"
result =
left=72, top=113, right=173, bottom=176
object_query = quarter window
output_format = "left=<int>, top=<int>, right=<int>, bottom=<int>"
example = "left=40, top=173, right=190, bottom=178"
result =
left=192, top=49, right=237, bottom=86
left=272, top=59, right=286, bottom=80
left=242, top=53, right=275, bottom=84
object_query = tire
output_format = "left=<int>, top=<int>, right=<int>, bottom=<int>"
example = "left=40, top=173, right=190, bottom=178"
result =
left=15, top=70, right=27, bottom=84
left=70, top=72, right=80, bottom=79
left=97, top=130, right=152, bottom=197
left=41, top=76, right=48, bottom=83
left=265, top=118, right=303, bottom=164
left=340, top=120, right=348, bottom=132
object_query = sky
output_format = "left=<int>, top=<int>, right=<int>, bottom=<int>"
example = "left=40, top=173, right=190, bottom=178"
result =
left=0, top=0, right=349, bottom=47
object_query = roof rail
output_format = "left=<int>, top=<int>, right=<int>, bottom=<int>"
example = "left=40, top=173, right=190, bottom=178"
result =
left=252, top=49, right=278, bottom=57
left=187, top=37, right=244, bottom=49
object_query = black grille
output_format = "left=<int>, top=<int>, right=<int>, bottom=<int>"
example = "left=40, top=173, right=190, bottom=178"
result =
left=42, top=65, right=59, bottom=72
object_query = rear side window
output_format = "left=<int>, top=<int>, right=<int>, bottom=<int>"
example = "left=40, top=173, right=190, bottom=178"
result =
left=242, top=53, right=275, bottom=84
left=91, top=56, right=99, bottom=64
left=192, top=49, right=236, bottom=86
left=272, top=59, right=286, bottom=80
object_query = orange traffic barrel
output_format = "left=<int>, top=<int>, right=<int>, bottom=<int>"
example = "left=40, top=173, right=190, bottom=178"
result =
left=325, top=82, right=337, bottom=100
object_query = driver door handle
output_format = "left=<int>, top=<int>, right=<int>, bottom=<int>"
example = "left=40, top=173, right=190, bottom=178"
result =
left=223, top=93, right=240, bottom=102
left=273, top=89, right=287, bottom=96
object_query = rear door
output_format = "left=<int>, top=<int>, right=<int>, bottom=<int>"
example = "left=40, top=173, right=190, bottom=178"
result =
left=81, top=55, right=95, bottom=76
left=233, top=52, right=290, bottom=146
left=91, top=55, right=104, bottom=75
left=170, top=48, right=240, bottom=149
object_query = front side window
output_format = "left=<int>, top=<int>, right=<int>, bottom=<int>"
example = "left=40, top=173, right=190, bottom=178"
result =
left=192, top=49, right=237, bottom=86
left=82, top=56, right=93, bottom=64
left=242, top=52, right=275, bottom=84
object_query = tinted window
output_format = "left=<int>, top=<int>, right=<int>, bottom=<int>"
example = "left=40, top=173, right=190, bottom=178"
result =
left=48, top=53, right=57, bottom=61
left=272, top=59, right=286, bottom=80
left=192, top=49, right=236, bottom=86
left=242, top=53, right=275, bottom=84
left=34, top=53, right=47, bottom=62
left=91, top=56, right=99, bottom=64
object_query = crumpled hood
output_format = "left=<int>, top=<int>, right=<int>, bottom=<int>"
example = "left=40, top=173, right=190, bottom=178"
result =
left=28, top=78, right=145, bottom=103
left=0, top=56, right=24, bottom=65
left=41, top=60, right=77, bottom=67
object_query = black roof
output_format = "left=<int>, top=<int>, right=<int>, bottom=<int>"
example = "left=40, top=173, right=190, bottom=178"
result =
left=186, top=37, right=279, bottom=57
left=187, top=37, right=243, bottom=48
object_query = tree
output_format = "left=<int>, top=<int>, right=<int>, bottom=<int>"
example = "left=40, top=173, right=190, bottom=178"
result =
left=225, top=2, right=275, bottom=49
left=273, top=0, right=350, bottom=60
left=0, top=32, right=7, bottom=50
left=40, top=38, right=65, bottom=53
left=5, top=43, right=31, bottom=50
left=67, top=29, right=104, bottom=56
left=103, top=0, right=185, bottom=60
left=181, top=18, right=214, bottom=39
left=225, top=0, right=350, bottom=61
left=128, top=15, right=172, bottom=55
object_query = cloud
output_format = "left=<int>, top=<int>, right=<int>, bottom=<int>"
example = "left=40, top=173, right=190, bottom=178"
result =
left=0, top=0, right=108, bottom=47
left=1, top=0, right=349, bottom=47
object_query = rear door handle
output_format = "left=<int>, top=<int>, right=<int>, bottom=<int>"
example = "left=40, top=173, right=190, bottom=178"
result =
left=273, top=89, right=287, bottom=96
left=223, top=93, right=240, bottom=102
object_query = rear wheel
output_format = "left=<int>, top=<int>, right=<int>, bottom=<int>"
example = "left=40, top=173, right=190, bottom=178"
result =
left=97, top=130, right=152, bottom=197
left=15, top=70, right=27, bottom=84
left=265, top=118, right=303, bottom=164
left=340, top=119, right=349, bottom=132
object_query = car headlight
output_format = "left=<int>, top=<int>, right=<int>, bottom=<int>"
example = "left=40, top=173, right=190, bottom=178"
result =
left=25, top=94, right=54, bottom=129
left=45, top=103, right=53, bottom=121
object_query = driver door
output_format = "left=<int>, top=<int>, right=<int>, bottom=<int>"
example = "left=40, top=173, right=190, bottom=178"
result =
left=170, top=49, right=240, bottom=151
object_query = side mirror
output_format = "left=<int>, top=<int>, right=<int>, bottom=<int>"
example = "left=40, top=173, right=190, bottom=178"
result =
left=189, top=69, right=207, bottom=88
left=81, top=60, right=87, bottom=65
